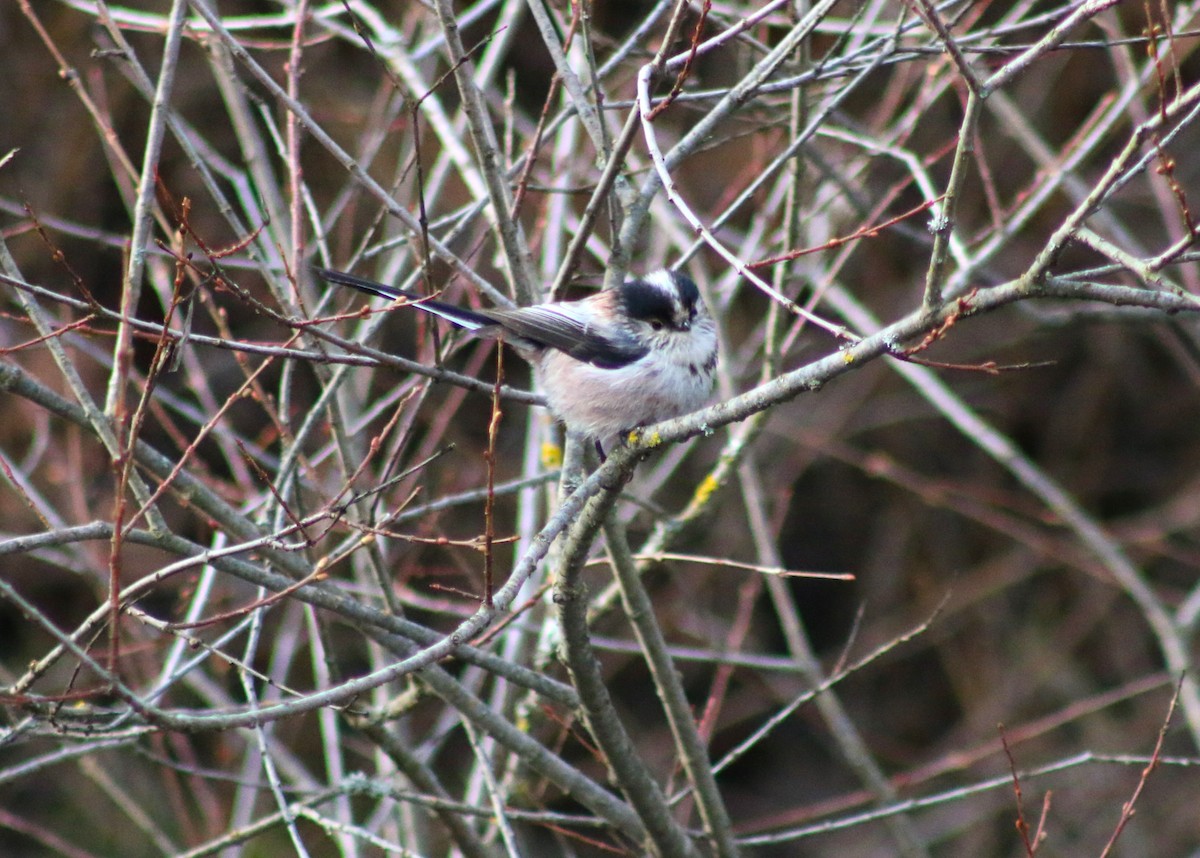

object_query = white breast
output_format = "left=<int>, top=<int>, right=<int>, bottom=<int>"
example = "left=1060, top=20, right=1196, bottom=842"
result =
left=535, top=320, right=717, bottom=443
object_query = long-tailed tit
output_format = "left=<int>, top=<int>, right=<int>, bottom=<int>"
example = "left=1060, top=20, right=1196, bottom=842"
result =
left=318, top=268, right=718, bottom=453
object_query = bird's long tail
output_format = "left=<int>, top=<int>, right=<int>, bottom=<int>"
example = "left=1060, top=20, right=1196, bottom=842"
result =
left=316, top=267, right=495, bottom=332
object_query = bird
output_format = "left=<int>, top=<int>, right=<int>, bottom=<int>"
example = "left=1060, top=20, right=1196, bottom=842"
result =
left=317, top=267, right=718, bottom=455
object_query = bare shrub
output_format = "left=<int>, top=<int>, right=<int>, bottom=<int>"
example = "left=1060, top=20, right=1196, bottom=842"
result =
left=2, top=0, right=1200, bottom=855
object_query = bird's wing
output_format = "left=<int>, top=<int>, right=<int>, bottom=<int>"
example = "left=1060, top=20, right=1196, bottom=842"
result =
left=317, top=268, right=496, bottom=331
left=488, top=305, right=649, bottom=369
left=319, top=268, right=648, bottom=367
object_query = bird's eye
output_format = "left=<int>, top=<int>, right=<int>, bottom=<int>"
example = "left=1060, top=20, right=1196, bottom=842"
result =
left=649, top=319, right=665, bottom=331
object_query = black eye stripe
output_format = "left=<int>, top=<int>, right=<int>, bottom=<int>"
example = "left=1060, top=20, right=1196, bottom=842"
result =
left=672, top=273, right=700, bottom=310
left=620, top=277, right=679, bottom=326
left=621, top=282, right=672, bottom=319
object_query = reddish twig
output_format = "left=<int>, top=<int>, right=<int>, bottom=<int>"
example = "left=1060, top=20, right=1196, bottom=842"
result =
left=1099, top=676, right=1183, bottom=857
left=165, top=563, right=330, bottom=631
left=999, top=724, right=1040, bottom=856
left=749, top=197, right=943, bottom=270
left=482, top=336, right=505, bottom=608
left=647, top=0, right=712, bottom=120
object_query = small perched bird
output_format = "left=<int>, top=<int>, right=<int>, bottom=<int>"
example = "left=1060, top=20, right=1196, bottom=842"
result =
left=318, top=268, right=718, bottom=453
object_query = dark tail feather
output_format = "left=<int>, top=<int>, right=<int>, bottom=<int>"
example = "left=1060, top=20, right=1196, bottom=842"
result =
left=316, top=267, right=416, bottom=302
left=316, top=267, right=494, bottom=331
